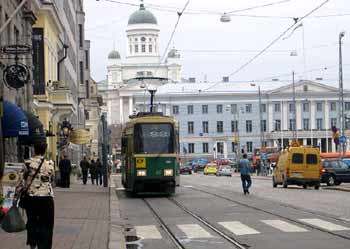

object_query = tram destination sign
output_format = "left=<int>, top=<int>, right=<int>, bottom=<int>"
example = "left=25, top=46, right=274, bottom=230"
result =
left=1, top=44, right=31, bottom=55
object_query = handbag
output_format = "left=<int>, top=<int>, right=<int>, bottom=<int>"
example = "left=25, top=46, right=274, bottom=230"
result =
left=1, top=205, right=26, bottom=233
left=18, top=158, right=45, bottom=209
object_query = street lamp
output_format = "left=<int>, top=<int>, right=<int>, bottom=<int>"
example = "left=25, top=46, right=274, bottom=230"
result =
left=339, top=31, right=345, bottom=155
left=250, top=83, right=264, bottom=148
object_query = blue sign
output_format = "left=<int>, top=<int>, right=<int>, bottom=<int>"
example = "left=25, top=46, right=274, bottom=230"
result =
left=260, top=153, right=268, bottom=160
left=340, top=135, right=347, bottom=144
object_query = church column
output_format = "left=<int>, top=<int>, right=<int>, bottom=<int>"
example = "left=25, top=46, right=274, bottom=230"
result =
left=129, top=96, right=133, bottom=115
left=119, top=97, right=124, bottom=124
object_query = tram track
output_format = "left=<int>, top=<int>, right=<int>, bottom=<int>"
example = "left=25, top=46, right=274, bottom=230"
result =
left=188, top=186, right=350, bottom=242
left=142, top=198, right=248, bottom=249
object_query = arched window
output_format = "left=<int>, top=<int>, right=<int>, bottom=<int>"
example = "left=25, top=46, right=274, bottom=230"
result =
left=149, top=38, right=152, bottom=42
left=134, top=38, right=138, bottom=42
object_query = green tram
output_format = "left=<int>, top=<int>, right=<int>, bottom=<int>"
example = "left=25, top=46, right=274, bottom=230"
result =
left=121, top=112, right=180, bottom=194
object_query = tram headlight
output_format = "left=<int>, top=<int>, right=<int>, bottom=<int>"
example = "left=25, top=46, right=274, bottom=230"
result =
left=137, top=170, right=147, bottom=177
left=164, top=169, right=173, bottom=176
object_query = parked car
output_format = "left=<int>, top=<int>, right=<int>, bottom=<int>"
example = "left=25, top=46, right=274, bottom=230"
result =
left=321, top=159, right=350, bottom=186
left=204, top=163, right=218, bottom=175
left=180, top=163, right=192, bottom=174
left=193, top=161, right=207, bottom=172
left=216, top=165, right=232, bottom=177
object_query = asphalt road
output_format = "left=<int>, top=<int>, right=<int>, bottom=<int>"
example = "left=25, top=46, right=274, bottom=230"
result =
left=114, top=174, right=350, bottom=249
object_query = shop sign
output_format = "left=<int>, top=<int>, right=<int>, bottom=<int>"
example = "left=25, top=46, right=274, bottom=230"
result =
left=1, top=44, right=31, bottom=55
left=68, top=129, right=91, bottom=145
left=3, top=63, right=30, bottom=89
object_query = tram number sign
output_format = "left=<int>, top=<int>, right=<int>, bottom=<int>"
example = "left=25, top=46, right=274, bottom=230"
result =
left=136, top=158, right=146, bottom=168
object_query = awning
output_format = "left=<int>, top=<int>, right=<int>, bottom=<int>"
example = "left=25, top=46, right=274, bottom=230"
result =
left=1, top=101, right=29, bottom=138
left=19, top=111, right=46, bottom=145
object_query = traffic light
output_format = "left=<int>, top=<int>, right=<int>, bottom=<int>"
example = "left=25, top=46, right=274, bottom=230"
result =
left=332, top=126, right=339, bottom=145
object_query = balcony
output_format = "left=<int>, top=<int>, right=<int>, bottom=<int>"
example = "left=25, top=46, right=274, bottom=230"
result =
left=49, top=81, right=76, bottom=115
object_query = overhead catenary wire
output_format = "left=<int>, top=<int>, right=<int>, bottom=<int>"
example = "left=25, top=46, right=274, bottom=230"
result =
left=202, top=0, right=332, bottom=92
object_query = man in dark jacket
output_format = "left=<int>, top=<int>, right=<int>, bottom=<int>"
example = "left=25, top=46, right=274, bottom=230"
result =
left=95, top=158, right=103, bottom=186
left=239, top=154, right=252, bottom=195
left=80, top=157, right=90, bottom=185
left=90, top=159, right=97, bottom=185
left=59, top=155, right=72, bottom=188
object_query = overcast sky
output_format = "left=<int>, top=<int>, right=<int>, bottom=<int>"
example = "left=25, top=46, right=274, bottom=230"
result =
left=85, top=0, right=350, bottom=87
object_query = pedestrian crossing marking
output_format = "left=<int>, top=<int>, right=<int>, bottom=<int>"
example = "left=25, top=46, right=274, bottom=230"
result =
left=299, top=218, right=350, bottom=231
left=218, top=221, right=260, bottom=235
left=135, top=225, right=162, bottom=239
left=261, top=220, right=308, bottom=232
left=177, top=224, right=214, bottom=238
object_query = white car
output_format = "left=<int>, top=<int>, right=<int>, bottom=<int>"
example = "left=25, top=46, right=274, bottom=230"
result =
left=216, top=165, right=233, bottom=177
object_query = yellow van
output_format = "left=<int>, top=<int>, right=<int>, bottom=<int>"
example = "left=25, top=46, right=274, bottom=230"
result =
left=273, top=147, right=321, bottom=189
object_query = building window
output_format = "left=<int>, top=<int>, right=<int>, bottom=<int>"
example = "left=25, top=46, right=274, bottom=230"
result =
left=202, top=121, right=209, bottom=133
left=303, top=118, right=309, bottom=130
left=330, top=102, right=337, bottom=111
left=79, top=24, right=83, bottom=47
left=246, top=142, right=253, bottom=153
left=289, top=119, right=296, bottom=131
left=129, top=45, right=132, bottom=54
left=202, top=105, right=208, bottom=114
left=142, top=44, right=146, bottom=53
left=261, top=120, right=267, bottom=132
left=86, top=80, right=90, bottom=98
left=346, top=119, right=350, bottom=129
left=187, top=105, right=194, bottom=114
left=246, top=104, right=252, bottom=113
left=217, top=142, right=224, bottom=154
left=188, top=143, right=195, bottom=154
left=345, top=102, right=350, bottom=111
left=274, top=103, right=281, bottom=112
left=85, top=50, right=89, bottom=69
left=230, top=104, right=237, bottom=114
left=303, top=102, right=309, bottom=112
left=246, top=120, right=252, bottom=133
left=134, top=45, right=139, bottom=53
left=79, top=61, right=84, bottom=85
left=316, top=118, right=323, bottom=130
left=275, top=120, right=281, bottom=131
left=316, top=102, right=323, bottom=112
left=172, top=105, right=179, bottom=114
left=217, top=104, right=223, bottom=113
left=203, top=143, right=209, bottom=153
left=231, top=120, right=238, bottom=132
left=289, top=103, right=295, bottom=112
left=149, top=44, right=152, bottom=53
left=261, top=104, right=266, bottom=113
left=188, top=121, right=194, bottom=134
left=331, top=118, right=337, bottom=127
left=232, top=142, right=236, bottom=153
left=217, top=121, right=223, bottom=133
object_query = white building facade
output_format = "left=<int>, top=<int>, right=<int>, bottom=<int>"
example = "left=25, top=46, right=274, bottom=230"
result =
left=134, top=80, right=350, bottom=160
left=98, top=2, right=182, bottom=125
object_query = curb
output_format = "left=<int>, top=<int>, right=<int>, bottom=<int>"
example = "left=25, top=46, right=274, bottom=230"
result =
left=322, top=186, right=350, bottom=192
left=109, top=178, right=126, bottom=249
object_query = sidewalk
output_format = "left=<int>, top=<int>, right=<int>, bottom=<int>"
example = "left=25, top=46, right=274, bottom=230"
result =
left=0, top=182, right=111, bottom=249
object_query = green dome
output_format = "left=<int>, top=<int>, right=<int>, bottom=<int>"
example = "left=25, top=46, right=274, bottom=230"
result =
left=128, top=4, right=157, bottom=25
left=108, top=50, right=120, bottom=59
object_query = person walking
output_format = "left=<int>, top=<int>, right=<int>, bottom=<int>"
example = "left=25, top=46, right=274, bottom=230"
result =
left=90, top=159, right=97, bottom=185
left=95, top=158, right=103, bottom=186
left=80, top=157, right=90, bottom=185
left=14, top=143, right=55, bottom=249
left=239, top=154, right=252, bottom=195
left=58, top=155, right=72, bottom=188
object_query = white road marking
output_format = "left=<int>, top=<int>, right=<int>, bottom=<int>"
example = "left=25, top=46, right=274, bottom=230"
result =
left=261, top=220, right=308, bottom=232
left=219, top=221, right=260, bottom=235
left=135, top=225, right=162, bottom=239
left=177, top=224, right=214, bottom=238
left=299, top=218, right=350, bottom=231
left=183, top=185, right=193, bottom=188
left=115, top=187, right=125, bottom=190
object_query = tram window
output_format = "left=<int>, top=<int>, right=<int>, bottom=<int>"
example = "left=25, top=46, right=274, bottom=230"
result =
left=134, top=123, right=174, bottom=154
left=122, top=137, right=128, bottom=153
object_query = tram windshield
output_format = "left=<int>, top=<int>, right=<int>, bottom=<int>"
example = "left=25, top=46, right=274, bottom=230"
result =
left=134, top=123, right=174, bottom=154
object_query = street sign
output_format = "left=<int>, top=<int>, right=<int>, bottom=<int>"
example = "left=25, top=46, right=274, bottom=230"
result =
left=1, top=44, right=31, bottom=55
left=340, top=135, right=347, bottom=144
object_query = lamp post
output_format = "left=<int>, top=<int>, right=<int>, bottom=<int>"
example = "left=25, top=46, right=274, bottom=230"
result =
left=226, top=105, right=241, bottom=162
left=250, top=84, right=264, bottom=148
left=339, top=31, right=345, bottom=155
left=292, top=71, right=297, bottom=141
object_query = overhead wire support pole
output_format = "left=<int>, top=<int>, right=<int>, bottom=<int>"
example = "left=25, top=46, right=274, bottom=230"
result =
left=292, top=71, right=297, bottom=142
left=258, top=86, right=264, bottom=148
left=339, top=31, right=345, bottom=156
left=0, top=0, right=28, bottom=35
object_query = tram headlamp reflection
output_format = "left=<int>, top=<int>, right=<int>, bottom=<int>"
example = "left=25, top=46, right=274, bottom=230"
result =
left=137, top=170, right=147, bottom=177
left=164, top=169, right=173, bottom=176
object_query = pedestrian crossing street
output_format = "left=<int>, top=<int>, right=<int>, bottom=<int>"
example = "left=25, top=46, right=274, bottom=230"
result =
left=134, top=218, right=350, bottom=240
